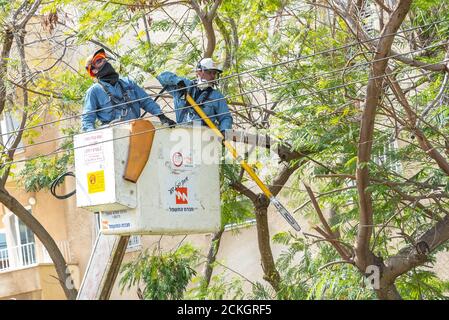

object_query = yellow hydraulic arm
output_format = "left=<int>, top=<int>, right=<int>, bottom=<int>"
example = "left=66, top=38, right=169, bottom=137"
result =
left=185, top=94, right=301, bottom=231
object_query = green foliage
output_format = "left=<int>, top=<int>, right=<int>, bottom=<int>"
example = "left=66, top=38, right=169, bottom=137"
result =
left=187, top=272, right=247, bottom=300
left=396, top=268, right=449, bottom=300
left=17, top=130, right=75, bottom=192
left=4, top=0, right=449, bottom=301
left=119, top=244, right=201, bottom=300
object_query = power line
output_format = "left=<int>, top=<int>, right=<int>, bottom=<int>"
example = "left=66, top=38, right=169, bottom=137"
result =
left=2, top=18, right=446, bottom=102
left=1, top=40, right=446, bottom=140
left=3, top=58, right=446, bottom=155
left=2, top=18, right=447, bottom=107
left=1, top=63, right=442, bottom=168
left=170, top=18, right=449, bottom=95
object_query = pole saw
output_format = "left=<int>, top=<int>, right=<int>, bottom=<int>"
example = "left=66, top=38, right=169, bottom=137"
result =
left=184, top=93, right=301, bottom=232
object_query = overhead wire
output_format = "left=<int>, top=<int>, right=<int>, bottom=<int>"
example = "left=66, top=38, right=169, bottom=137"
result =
left=2, top=57, right=447, bottom=156
left=0, top=18, right=447, bottom=133
left=1, top=39, right=446, bottom=141
left=1, top=61, right=443, bottom=168
left=1, top=16, right=446, bottom=103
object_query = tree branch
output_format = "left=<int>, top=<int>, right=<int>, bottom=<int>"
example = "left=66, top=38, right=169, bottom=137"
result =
left=383, top=214, right=449, bottom=282
left=305, top=183, right=352, bottom=261
left=17, top=0, right=43, bottom=29
left=387, top=72, right=449, bottom=176
left=391, top=48, right=449, bottom=72
left=0, top=188, right=78, bottom=299
left=355, top=0, right=412, bottom=270
left=229, top=180, right=258, bottom=203
left=269, top=161, right=301, bottom=197
left=374, top=0, right=392, bottom=14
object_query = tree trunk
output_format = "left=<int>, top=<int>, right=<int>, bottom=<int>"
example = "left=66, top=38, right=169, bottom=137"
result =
left=202, top=228, right=224, bottom=290
left=0, top=188, right=78, bottom=300
left=254, top=195, right=281, bottom=292
left=203, top=19, right=216, bottom=59
left=0, top=29, right=14, bottom=115
left=355, top=0, right=413, bottom=270
left=376, top=283, right=402, bottom=300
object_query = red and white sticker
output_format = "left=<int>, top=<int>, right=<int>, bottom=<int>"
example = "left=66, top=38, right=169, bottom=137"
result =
left=172, top=152, right=183, bottom=167
left=175, top=187, right=188, bottom=204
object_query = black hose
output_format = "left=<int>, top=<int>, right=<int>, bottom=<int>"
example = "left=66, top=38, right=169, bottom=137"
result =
left=50, top=171, right=76, bottom=200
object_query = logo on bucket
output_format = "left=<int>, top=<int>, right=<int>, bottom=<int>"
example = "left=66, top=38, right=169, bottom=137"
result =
left=175, top=187, right=188, bottom=204
left=172, top=152, right=183, bottom=167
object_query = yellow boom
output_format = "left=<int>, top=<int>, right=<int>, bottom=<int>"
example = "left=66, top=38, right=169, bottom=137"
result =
left=185, top=94, right=301, bottom=231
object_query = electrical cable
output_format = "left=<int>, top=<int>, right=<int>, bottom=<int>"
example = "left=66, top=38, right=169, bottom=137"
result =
left=1, top=65, right=440, bottom=168
left=50, top=171, right=76, bottom=199
left=2, top=57, right=446, bottom=156
left=1, top=40, right=446, bottom=141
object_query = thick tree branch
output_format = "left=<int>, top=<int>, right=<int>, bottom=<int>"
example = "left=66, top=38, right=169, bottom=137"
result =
left=190, top=0, right=222, bottom=58
left=383, top=214, right=449, bottom=282
left=355, top=0, right=412, bottom=270
left=202, top=228, right=224, bottom=290
left=1, top=31, right=28, bottom=187
left=387, top=72, right=449, bottom=176
left=269, top=161, right=301, bottom=197
left=0, top=29, right=14, bottom=115
left=208, top=0, right=223, bottom=20
left=229, top=180, right=258, bottom=203
left=255, top=204, right=281, bottom=292
left=0, top=188, right=78, bottom=299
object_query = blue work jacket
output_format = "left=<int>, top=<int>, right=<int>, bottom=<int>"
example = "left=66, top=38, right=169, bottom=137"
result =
left=156, top=71, right=233, bottom=132
left=82, top=77, right=162, bottom=131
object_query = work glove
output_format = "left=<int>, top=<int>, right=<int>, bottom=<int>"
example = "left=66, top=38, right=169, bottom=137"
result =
left=158, top=114, right=176, bottom=127
left=177, top=80, right=187, bottom=94
left=177, top=80, right=186, bottom=88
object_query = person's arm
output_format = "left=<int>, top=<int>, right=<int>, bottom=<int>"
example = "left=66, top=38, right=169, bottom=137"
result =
left=81, top=87, right=99, bottom=131
left=129, top=79, right=163, bottom=116
left=156, top=71, right=193, bottom=99
left=214, top=93, right=233, bottom=132
left=129, top=79, right=176, bottom=126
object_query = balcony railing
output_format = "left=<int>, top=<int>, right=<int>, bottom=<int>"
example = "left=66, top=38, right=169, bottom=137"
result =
left=0, top=240, right=71, bottom=273
left=0, top=242, right=36, bottom=272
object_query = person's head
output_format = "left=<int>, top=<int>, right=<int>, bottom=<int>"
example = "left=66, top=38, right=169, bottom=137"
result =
left=85, top=48, right=108, bottom=78
left=196, top=58, right=222, bottom=82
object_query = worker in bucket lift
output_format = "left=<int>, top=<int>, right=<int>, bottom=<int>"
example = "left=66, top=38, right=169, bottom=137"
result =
left=82, top=48, right=176, bottom=131
left=156, top=58, right=233, bottom=137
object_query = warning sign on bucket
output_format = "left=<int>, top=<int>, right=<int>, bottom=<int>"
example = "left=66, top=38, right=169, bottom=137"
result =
left=87, top=170, right=105, bottom=194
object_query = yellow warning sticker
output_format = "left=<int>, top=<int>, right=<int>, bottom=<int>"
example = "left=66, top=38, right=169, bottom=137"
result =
left=87, top=170, right=105, bottom=194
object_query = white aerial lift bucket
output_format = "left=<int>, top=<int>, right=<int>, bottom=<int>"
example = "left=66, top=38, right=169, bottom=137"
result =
left=73, top=121, right=221, bottom=235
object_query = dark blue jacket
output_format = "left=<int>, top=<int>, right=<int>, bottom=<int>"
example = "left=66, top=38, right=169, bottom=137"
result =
left=82, top=77, right=162, bottom=131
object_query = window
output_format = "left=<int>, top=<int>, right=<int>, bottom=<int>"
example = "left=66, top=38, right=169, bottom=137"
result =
left=1, top=208, right=36, bottom=269
left=360, top=1, right=376, bottom=36
left=374, top=138, right=402, bottom=174
left=0, top=230, right=8, bottom=271
left=0, top=112, right=24, bottom=153
left=0, top=231, right=6, bottom=250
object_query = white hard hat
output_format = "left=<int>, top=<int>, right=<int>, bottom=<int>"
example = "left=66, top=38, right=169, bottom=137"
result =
left=196, top=58, right=222, bottom=73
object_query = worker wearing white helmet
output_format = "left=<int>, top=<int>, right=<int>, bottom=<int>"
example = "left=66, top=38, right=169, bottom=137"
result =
left=157, top=58, right=233, bottom=134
